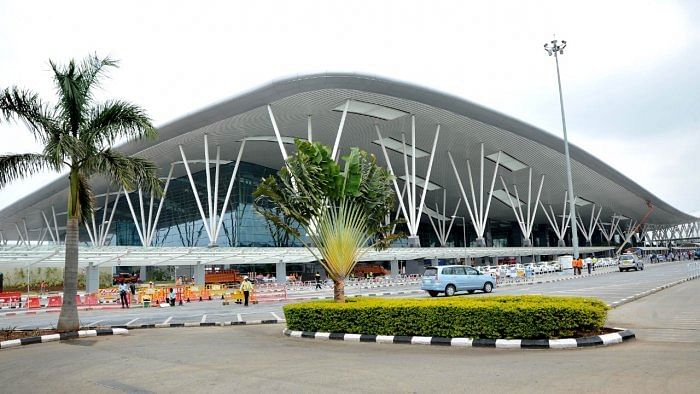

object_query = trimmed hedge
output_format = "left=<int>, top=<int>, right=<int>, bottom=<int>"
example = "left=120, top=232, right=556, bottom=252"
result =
left=283, top=296, right=609, bottom=339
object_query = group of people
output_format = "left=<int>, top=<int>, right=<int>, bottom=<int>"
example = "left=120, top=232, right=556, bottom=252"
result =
left=571, top=257, right=595, bottom=275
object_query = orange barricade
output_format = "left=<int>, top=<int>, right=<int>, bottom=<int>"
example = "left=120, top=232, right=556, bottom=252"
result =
left=84, top=293, right=98, bottom=306
left=0, top=292, right=22, bottom=308
left=47, top=295, right=62, bottom=307
left=27, top=296, right=41, bottom=308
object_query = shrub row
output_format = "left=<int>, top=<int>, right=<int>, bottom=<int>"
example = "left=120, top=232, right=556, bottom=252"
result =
left=283, top=295, right=609, bottom=339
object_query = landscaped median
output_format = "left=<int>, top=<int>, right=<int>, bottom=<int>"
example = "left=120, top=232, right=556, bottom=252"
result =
left=283, top=295, right=632, bottom=349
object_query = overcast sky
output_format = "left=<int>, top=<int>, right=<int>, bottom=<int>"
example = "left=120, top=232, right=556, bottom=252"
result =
left=0, top=0, right=698, bottom=216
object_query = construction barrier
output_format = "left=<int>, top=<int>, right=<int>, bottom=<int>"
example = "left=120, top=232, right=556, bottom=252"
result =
left=27, top=296, right=41, bottom=309
left=0, top=292, right=22, bottom=308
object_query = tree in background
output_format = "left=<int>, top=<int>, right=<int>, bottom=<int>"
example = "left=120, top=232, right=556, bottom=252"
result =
left=254, top=140, right=399, bottom=302
left=0, top=55, right=161, bottom=330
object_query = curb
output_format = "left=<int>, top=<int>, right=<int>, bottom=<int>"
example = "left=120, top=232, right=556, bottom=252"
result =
left=109, top=319, right=286, bottom=330
left=609, top=274, right=700, bottom=308
left=0, top=328, right=129, bottom=350
left=283, top=328, right=635, bottom=350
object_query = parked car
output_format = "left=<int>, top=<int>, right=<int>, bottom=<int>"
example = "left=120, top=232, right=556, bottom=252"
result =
left=421, top=265, right=495, bottom=297
left=618, top=254, right=644, bottom=272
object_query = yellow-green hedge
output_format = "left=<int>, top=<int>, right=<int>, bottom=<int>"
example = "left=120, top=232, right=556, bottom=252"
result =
left=283, top=295, right=609, bottom=339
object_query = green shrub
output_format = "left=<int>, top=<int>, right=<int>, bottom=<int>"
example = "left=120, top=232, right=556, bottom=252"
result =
left=283, top=295, right=609, bottom=339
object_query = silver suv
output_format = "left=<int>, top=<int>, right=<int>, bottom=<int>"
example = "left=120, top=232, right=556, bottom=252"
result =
left=618, top=254, right=644, bottom=272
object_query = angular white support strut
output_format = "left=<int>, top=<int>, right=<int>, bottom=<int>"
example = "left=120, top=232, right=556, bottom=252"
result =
left=539, top=191, right=572, bottom=247
left=499, top=168, right=545, bottom=247
left=576, top=204, right=602, bottom=246
left=179, top=137, right=247, bottom=246
left=376, top=118, right=440, bottom=247
left=597, top=214, right=622, bottom=246
left=123, top=167, right=173, bottom=247
left=425, top=189, right=461, bottom=247
left=448, top=143, right=501, bottom=247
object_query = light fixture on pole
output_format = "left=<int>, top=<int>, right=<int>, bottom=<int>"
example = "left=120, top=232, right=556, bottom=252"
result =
left=452, top=215, right=468, bottom=266
left=544, top=37, right=579, bottom=259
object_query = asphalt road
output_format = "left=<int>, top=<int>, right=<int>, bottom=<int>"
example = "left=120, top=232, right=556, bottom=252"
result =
left=1, top=278, right=699, bottom=393
left=0, top=261, right=693, bottom=330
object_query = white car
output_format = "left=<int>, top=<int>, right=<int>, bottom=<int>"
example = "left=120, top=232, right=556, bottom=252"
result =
left=618, top=254, right=644, bottom=272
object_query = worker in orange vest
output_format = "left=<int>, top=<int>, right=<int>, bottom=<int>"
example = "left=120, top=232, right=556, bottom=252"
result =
left=573, top=258, right=583, bottom=275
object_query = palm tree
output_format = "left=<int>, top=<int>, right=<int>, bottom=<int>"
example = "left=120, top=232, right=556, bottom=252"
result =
left=254, top=140, right=399, bottom=302
left=0, top=55, right=161, bottom=331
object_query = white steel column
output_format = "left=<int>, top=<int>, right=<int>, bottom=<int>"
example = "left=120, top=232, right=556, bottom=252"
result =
left=499, top=168, right=545, bottom=247
left=539, top=192, right=572, bottom=247
left=449, top=144, right=501, bottom=246
left=123, top=189, right=146, bottom=246
left=179, top=145, right=214, bottom=243
left=213, top=140, right=247, bottom=241
left=575, top=204, right=602, bottom=246
left=307, top=115, right=313, bottom=142
left=51, top=206, right=60, bottom=243
left=331, top=99, right=350, bottom=161
left=376, top=120, right=440, bottom=247
left=267, top=105, right=289, bottom=161
left=100, top=189, right=122, bottom=246
left=426, top=189, right=461, bottom=247
left=41, top=211, right=57, bottom=244
left=148, top=165, right=174, bottom=246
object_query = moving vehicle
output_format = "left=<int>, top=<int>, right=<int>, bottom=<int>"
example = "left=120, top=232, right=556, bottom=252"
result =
left=421, top=265, right=495, bottom=297
left=618, top=254, right=644, bottom=272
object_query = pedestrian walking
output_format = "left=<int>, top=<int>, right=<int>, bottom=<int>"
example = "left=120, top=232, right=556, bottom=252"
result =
left=573, top=258, right=583, bottom=275
left=315, top=271, right=322, bottom=290
left=119, top=281, right=129, bottom=308
left=240, top=276, right=253, bottom=306
left=585, top=256, right=593, bottom=274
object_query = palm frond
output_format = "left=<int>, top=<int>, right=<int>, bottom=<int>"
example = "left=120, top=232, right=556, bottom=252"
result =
left=50, top=55, right=117, bottom=135
left=307, top=200, right=372, bottom=280
left=84, top=149, right=162, bottom=197
left=81, top=100, right=156, bottom=148
left=0, top=87, right=57, bottom=143
left=77, top=54, right=118, bottom=100
left=43, top=134, right=86, bottom=167
left=0, top=153, right=54, bottom=187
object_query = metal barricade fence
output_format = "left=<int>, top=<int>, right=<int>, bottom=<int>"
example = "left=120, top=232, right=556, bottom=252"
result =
left=687, top=262, right=700, bottom=278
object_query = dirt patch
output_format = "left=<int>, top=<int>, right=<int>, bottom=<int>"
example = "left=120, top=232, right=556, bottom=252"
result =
left=0, top=329, right=58, bottom=341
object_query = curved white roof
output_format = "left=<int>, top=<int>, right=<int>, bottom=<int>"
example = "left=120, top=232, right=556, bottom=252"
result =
left=0, top=73, right=695, bottom=241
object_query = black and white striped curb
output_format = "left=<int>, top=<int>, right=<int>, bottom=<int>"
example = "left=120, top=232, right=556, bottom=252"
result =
left=0, top=328, right=128, bottom=350
left=110, top=319, right=286, bottom=330
left=609, top=274, right=700, bottom=308
left=283, top=328, right=635, bottom=349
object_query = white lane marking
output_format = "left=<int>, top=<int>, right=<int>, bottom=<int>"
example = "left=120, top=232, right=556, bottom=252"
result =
left=88, top=319, right=104, bottom=327
left=125, top=318, right=140, bottom=325
left=271, top=312, right=282, bottom=320
left=237, top=314, right=242, bottom=322
left=163, top=316, right=173, bottom=325
left=201, top=315, right=207, bottom=324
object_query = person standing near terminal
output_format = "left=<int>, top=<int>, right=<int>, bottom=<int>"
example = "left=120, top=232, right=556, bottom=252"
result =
left=118, top=281, right=129, bottom=308
left=315, top=271, right=322, bottom=290
left=585, top=256, right=593, bottom=274
left=572, top=258, right=582, bottom=275
left=240, top=276, right=253, bottom=306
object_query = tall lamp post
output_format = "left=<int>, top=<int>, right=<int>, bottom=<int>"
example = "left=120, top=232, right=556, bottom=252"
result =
left=544, top=38, right=579, bottom=259
left=452, top=215, right=468, bottom=266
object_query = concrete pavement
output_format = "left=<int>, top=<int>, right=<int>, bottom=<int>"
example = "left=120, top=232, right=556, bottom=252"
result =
left=1, top=281, right=699, bottom=393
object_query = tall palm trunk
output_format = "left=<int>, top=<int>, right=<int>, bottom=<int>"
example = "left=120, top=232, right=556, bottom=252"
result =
left=58, top=169, right=80, bottom=331
left=333, top=278, right=345, bottom=303
left=57, top=216, right=80, bottom=331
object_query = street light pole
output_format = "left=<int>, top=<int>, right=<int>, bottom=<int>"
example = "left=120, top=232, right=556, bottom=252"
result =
left=453, top=215, right=468, bottom=265
left=544, top=38, right=579, bottom=259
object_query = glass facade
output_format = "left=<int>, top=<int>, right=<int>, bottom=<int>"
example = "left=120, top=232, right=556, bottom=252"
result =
left=109, top=161, right=302, bottom=247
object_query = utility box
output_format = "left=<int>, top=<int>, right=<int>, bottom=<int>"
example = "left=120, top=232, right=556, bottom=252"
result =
left=559, top=255, right=573, bottom=270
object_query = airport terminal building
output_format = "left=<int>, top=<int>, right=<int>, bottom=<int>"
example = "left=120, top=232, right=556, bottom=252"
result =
left=0, top=74, right=697, bottom=283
